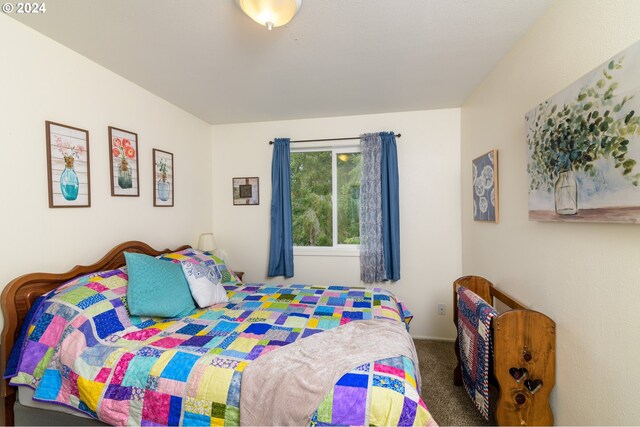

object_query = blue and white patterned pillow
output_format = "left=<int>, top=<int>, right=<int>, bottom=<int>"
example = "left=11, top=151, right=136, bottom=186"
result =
left=180, top=262, right=228, bottom=308
left=157, top=249, right=242, bottom=285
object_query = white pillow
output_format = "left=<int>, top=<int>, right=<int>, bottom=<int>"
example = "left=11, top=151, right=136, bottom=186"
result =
left=180, top=261, right=229, bottom=308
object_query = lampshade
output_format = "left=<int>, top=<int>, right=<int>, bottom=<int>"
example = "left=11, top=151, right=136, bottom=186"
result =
left=236, top=0, right=302, bottom=30
left=197, top=233, right=217, bottom=252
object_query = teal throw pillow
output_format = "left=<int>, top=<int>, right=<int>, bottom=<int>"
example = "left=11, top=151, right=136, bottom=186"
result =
left=125, top=252, right=196, bottom=318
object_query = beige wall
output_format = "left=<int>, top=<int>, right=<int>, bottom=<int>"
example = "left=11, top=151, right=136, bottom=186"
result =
left=0, top=15, right=213, bottom=330
left=461, top=1, right=640, bottom=424
left=212, top=109, right=461, bottom=339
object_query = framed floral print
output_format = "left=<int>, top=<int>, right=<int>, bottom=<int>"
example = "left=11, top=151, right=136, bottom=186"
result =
left=153, top=149, right=174, bottom=207
left=45, top=121, right=91, bottom=208
left=109, top=127, right=139, bottom=197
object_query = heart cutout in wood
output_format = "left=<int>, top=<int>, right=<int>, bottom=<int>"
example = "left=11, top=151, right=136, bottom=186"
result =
left=509, top=367, right=528, bottom=382
left=524, top=379, right=543, bottom=394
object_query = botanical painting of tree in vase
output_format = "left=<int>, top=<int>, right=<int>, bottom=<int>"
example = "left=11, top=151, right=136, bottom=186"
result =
left=526, top=39, right=640, bottom=223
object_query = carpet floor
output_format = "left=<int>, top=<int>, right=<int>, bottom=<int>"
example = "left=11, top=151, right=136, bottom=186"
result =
left=414, top=339, right=496, bottom=426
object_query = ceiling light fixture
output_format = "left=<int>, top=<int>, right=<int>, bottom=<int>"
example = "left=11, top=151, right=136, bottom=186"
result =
left=235, top=0, right=302, bottom=31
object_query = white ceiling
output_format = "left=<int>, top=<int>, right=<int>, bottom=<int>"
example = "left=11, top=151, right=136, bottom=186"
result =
left=12, top=0, right=551, bottom=125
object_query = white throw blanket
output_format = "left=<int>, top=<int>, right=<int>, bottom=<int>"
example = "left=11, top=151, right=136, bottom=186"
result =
left=239, top=318, right=421, bottom=426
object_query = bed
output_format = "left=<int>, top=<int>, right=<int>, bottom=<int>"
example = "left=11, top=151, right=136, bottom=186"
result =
left=1, top=241, right=436, bottom=426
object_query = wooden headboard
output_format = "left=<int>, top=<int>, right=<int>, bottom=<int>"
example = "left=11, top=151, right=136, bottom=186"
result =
left=0, top=240, right=189, bottom=426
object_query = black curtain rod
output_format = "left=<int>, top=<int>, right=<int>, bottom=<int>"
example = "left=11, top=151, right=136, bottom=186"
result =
left=268, top=133, right=402, bottom=145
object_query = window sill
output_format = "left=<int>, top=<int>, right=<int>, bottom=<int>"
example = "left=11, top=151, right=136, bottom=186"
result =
left=294, top=246, right=360, bottom=258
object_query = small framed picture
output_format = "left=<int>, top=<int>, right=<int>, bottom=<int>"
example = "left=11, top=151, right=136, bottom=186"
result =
left=108, top=127, right=139, bottom=197
left=472, top=149, right=499, bottom=223
left=233, top=177, right=259, bottom=205
left=45, top=121, right=91, bottom=208
left=153, top=149, right=174, bottom=207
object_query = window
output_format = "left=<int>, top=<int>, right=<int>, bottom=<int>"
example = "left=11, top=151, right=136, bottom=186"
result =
left=290, top=147, right=361, bottom=252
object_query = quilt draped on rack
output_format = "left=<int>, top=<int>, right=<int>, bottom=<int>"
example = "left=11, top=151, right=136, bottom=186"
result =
left=456, top=285, right=497, bottom=420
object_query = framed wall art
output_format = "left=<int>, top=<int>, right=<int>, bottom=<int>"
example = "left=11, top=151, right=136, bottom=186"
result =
left=473, top=149, right=498, bottom=222
left=233, top=177, right=259, bottom=205
left=153, top=149, right=174, bottom=207
left=45, top=121, right=91, bottom=208
left=109, top=127, right=139, bottom=197
left=527, top=39, right=640, bottom=223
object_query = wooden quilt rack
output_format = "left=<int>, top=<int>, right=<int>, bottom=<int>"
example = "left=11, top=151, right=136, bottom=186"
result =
left=453, top=276, right=556, bottom=426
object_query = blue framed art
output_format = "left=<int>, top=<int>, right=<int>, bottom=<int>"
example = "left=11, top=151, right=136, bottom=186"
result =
left=473, top=149, right=499, bottom=223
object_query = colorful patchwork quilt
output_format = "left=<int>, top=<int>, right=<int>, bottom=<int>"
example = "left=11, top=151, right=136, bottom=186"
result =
left=456, top=285, right=497, bottom=420
left=7, top=268, right=436, bottom=426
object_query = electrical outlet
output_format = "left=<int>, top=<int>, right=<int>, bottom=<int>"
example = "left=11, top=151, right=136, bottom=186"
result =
left=438, top=303, right=446, bottom=316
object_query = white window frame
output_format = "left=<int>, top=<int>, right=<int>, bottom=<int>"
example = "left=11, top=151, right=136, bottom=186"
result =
left=291, top=145, right=361, bottom=257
